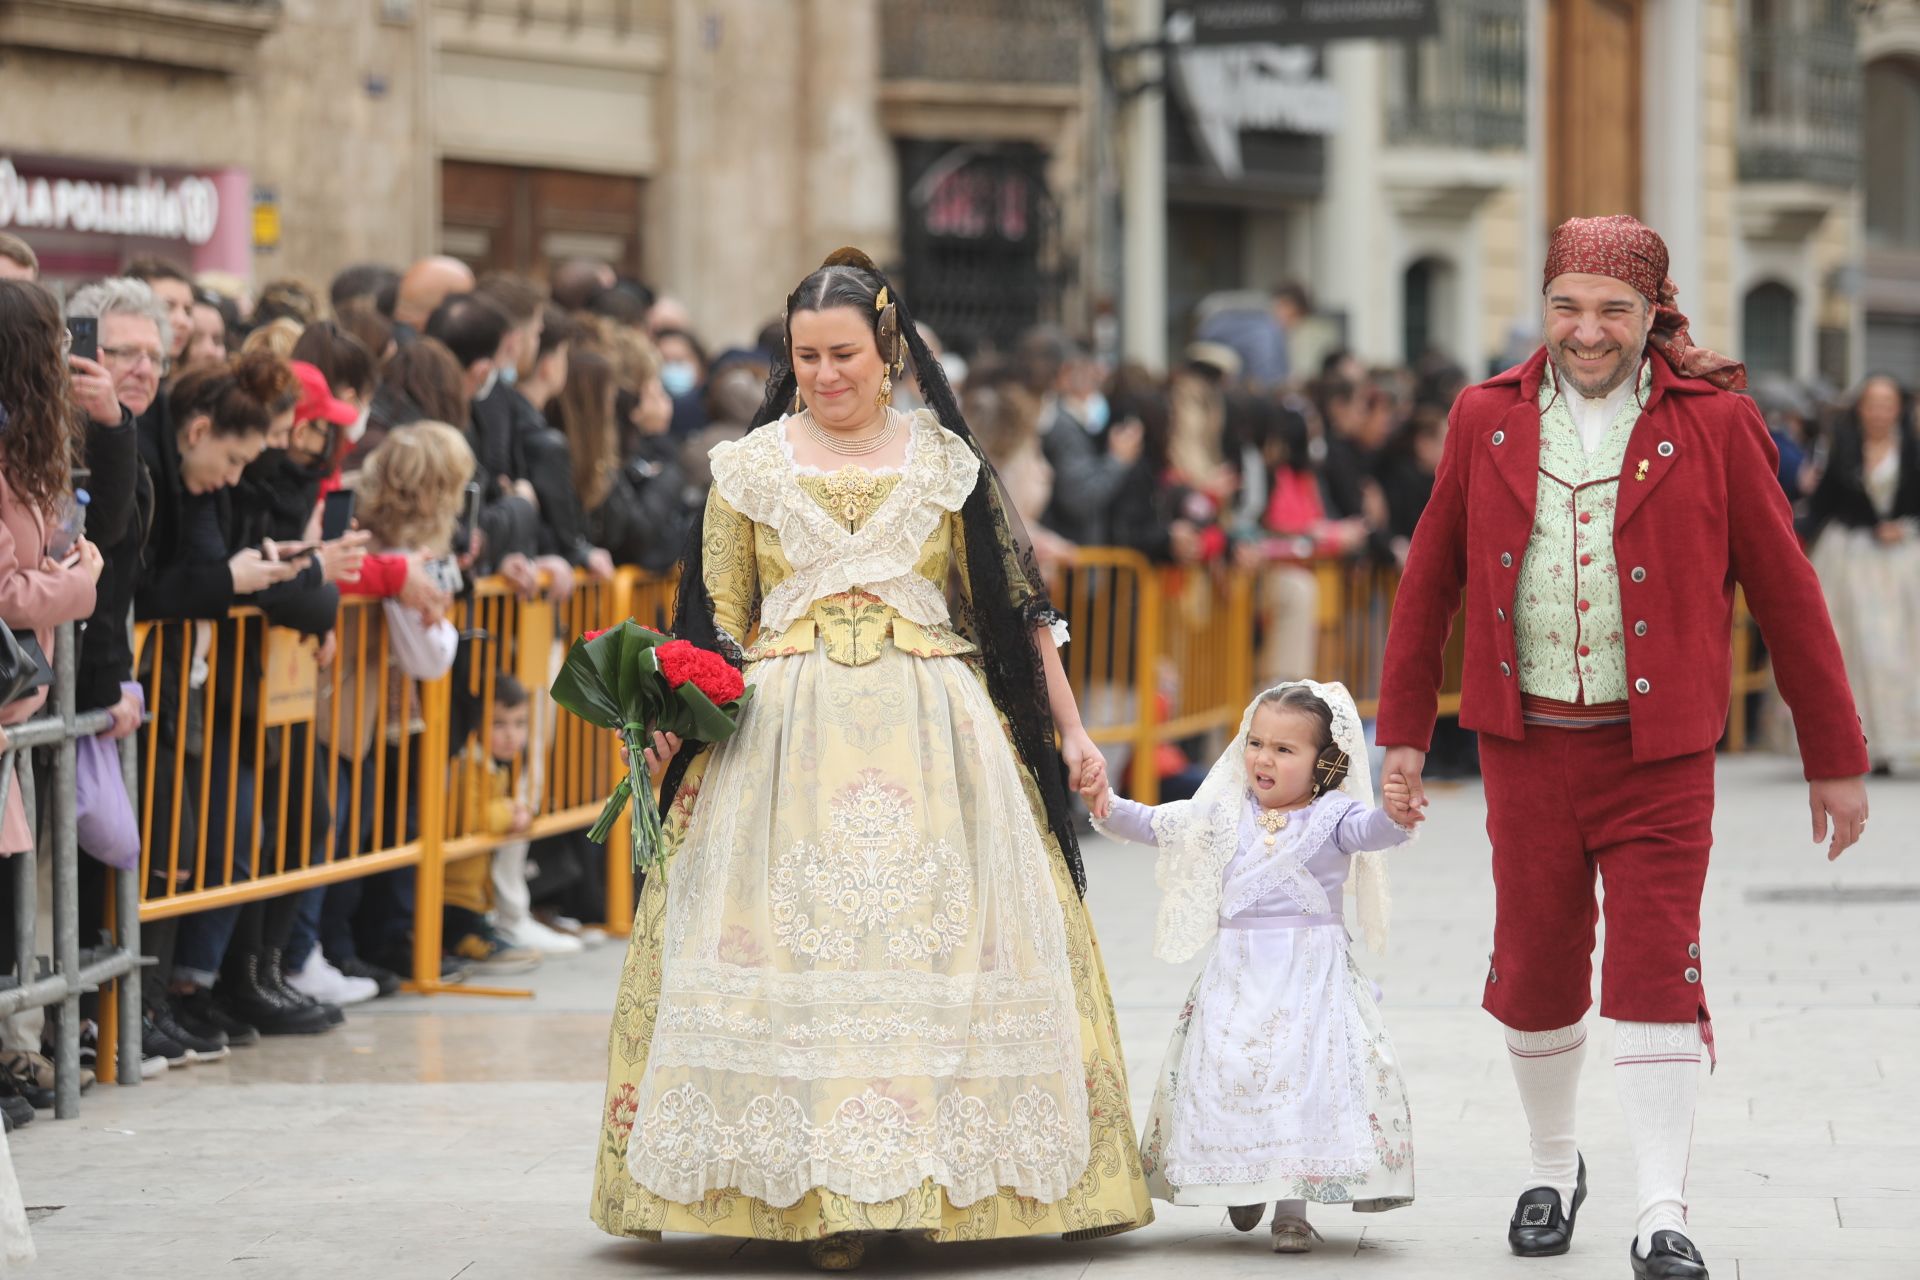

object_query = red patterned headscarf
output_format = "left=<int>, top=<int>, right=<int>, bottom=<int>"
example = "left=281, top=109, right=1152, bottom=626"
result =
left=1543, top=215, right=1746, bottom=391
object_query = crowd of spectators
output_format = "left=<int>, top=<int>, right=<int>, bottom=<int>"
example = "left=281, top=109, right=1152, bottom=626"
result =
left=0, top=226, right=1913, bottom=1126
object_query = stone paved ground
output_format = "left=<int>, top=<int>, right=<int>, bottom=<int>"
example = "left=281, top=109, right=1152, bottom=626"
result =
left=14, top=754, right=1919, bottom=1279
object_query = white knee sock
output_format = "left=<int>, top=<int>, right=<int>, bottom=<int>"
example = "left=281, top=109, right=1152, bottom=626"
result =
left=1613, top=1020, right=1702, bottom=1255
left=1504, top=1021, right=1587, bottom=1214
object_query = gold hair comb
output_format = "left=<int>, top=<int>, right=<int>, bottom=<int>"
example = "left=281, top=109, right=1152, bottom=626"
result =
left=875, top=287, right=890, bottom=311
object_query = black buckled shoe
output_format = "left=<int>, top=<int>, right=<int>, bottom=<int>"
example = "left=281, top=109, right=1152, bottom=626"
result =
left=1631, top=1230, right=1709, bottom=1279
left=1508, top=1153, right=1586, bottom=1257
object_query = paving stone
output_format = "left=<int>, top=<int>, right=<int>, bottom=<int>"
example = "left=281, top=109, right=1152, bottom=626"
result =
left=10, top=755, right=1915, bottom=1277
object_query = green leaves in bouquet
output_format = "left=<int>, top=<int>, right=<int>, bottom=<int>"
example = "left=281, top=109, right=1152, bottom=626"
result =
left=550, top=620, right=670, bottom=731
left=672, top=678, right=755, bottom=743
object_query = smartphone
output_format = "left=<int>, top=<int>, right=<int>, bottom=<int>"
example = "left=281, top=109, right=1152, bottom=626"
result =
left=321, top=488, right=357, bottom=541
left=453, top=480, right=482, bottom=552
left=66, top=316, right=98, bottom=363
left=269, top=541, right=319, bottom=565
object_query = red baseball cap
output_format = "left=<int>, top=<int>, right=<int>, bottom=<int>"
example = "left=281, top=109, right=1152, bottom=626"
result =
left=290, top=360, right=358, bottom=426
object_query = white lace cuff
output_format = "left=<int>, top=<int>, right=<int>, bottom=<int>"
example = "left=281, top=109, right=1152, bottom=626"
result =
left=1048, top=619, right=1070, bottom=648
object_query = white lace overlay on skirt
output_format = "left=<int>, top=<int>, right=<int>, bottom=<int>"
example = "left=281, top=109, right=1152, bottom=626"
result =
left=1140, top=929, right=1415, bottom=1206
left=627, top=643, right=1090, bottom=1209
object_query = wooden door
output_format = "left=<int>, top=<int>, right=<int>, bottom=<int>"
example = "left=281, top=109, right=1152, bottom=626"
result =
left=1546, top=0, right=1643, bottom=228
left=439, top=161, right=644, bottom=280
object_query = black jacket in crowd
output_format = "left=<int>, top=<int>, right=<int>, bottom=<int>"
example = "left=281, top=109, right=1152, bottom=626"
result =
left=1320, top=433, right=1397, bottom=564
left=134, top=406, right=338, bottom=755
left=75, top=404, right=150, bottom=714
left=590, top=433, right=693, bottom=576
left=1039, top=403, right=1130, bottom=547
left=134, top=400, right=237, bottom=624
left=473, top=382, right=593, bottom=568
left=1801, top=422, right=1920, bottom=542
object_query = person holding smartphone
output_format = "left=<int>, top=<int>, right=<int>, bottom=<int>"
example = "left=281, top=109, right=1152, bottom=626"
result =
left=135, top=351, right=330, bottom=1056
left=0, top=280, right=105, bottom=858
left=62, top=279, right=169, bottom=744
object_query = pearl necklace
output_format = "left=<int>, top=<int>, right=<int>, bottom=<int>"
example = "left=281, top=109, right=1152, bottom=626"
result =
left=802, top=409, right=899, bottom=458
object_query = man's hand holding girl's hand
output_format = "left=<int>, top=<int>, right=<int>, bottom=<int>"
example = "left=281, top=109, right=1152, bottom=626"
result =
left=1383, top=772, right=1426, bottom=826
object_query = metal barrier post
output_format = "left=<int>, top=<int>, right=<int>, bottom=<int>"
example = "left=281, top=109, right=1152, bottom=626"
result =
left=115, top=731, right=142, bottom=1087
left=7, top=768, right=32, bottom=1011
left=50, top=621, right=82, bottom=1117
left=1129, top=565, right=1163, bottom=806
left=602, top=571, right=638, bottom=932
left=409, top=673, right=448, bottom=992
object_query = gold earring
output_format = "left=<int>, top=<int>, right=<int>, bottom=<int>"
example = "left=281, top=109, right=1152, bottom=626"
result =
left=792, top=389, right=804, bottom=415
left=877, top=373, right=893, bottom=407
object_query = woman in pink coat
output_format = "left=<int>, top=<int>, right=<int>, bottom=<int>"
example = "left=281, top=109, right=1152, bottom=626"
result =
left=0, top=279, right=104, bottom=854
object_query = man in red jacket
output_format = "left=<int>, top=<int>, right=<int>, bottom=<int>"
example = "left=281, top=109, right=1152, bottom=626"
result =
left=1376, top=216, right=1869, bottom=1280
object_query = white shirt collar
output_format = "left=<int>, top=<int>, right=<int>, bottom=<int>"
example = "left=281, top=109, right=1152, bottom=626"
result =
left=1550, top=359, right=1647, bottom=455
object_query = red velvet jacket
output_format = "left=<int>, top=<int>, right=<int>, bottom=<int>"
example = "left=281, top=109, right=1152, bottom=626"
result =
left=1377, top=348, right=1868, bottom=779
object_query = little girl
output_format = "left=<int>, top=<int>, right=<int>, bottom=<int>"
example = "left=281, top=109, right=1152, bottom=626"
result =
left=1089, top=680, right=1417, bottom=1253
left=303, top=422, right=469, bottom=991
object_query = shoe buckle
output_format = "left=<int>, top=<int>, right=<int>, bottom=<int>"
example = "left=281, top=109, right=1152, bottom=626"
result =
left=1666, top=1239, right=1695, bottom=1261
left=1519, top=1203, right=1554, bottom=1227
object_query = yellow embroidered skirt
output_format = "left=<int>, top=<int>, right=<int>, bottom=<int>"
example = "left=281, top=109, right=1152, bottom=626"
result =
left=590, top=645, right=1152, bottom=1242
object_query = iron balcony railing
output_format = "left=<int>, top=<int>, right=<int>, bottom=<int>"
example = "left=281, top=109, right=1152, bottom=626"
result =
left=448, top=0, right=666, bottom=32
left=881, top=0, right=1086, bottom=86
left=1738, top=22, right=1860, bottom=187
left=1383, top=0, right=1526, bottom=151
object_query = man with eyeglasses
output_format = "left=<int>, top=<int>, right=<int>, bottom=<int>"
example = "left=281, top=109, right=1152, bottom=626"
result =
left=63, top=278, right=173, bottom=738
left=67, top=278, right=171, bottom=421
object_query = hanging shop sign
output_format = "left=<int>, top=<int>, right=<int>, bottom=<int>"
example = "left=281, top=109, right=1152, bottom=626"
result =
left=0, top=156, right=222, bottom=246
left=1171, top=42, right=1340, bottom=179
left=1175, top=0, right=1439, bottom=45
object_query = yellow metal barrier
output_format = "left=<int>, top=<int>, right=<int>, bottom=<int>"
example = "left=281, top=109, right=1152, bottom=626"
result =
left=129, top=569, right=658, bottom=994
left=1305, top=560, right=1465, bottom=721
left=124, top=557, right=1772, bottom=976
left=133, top=597, right=442, bottom=925
left=1726, top=589, right=1768, bottom=752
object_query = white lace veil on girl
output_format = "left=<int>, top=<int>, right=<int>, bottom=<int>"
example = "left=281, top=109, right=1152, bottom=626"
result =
left=1142, top=680, right=1393, bottom=962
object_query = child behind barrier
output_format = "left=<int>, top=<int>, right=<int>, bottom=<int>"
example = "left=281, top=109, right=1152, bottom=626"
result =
left=443, top=674, right=541, bottom=974
left=313, top=422, right=474, bottom=982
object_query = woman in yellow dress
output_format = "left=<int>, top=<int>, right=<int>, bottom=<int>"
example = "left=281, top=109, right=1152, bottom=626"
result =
left=590, top=250, right=1153, bottom=1268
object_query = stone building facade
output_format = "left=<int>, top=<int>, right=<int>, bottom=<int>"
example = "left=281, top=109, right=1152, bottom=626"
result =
left=0, top=0, right=1099, bottom=352
left=0, top=0, right=1897, bottom=380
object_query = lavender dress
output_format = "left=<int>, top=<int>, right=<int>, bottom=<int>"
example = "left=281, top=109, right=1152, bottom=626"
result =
left=1100, top=790, right=1416, bottom=1210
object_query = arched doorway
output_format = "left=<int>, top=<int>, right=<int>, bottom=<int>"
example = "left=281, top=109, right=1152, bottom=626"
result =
left=1742, top=281, right=1798, bottom=379
left=1403, top=256, right=1458, bottom=366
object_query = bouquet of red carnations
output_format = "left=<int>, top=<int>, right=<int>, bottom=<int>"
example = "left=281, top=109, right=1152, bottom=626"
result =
left=550, top=620, right=752, bottom=873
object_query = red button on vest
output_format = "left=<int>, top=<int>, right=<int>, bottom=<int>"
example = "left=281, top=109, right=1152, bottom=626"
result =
left=1578, top=600, right=1591, bottom=612
left=1579, top=512, right=1593, bottom=524
left=1578, top=644, right=1591, bottom=656
left=1580, top=553, right=1592, bottom=566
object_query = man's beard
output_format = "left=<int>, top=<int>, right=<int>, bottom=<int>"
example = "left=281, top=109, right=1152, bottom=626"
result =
left=1549, top=336, right=1646, bottom=400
